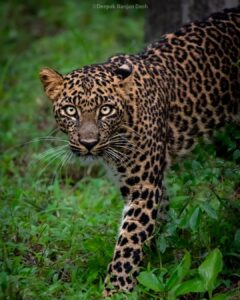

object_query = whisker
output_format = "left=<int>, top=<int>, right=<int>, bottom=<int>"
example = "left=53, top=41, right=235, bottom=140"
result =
left=36, top=137, right=68, bottom=142
left=110, top=144, right=134, bottom=153
left=63, top=150, right=74, bottom=169
left=104, top=149, right=118, bottom=164
left=52, top=151, right=70, bottom=183
left=113, top=149, right=129, bottom=161
left=39, top=148, right=67, bottom=164
left=110, top=134, right=130, bottom=140
left=36, top=145, right=69, bottom=161
left=102, top=152, right=111, bottom=164
left=45, top=126, right=60, bottom=137
left=37, top=150, right=66, bottom=164
left=37, top=149, right=67, bottom=176
left=105, top=148, right=118, bottom=162
left=108, top=137, right=145, bottom=155
left=24, top=137, right=68, bottom=146
left=114, top=144, right=145, bottom=155
left=20, top=126, right=63, bottom=147
left=2, top=129, right=67, bottom=156
left=107, top=147, right=128, bottom=165
left=109, top=136, right=136, bottom=147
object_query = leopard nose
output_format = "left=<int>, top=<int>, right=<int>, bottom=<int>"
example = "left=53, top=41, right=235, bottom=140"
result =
left=80, top=138, right=98, bottom=151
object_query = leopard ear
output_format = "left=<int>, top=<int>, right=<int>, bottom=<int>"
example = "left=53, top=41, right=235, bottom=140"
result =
left=115, top=64, right=132, bottom=80
left=39, top=68, right=64, bottom=101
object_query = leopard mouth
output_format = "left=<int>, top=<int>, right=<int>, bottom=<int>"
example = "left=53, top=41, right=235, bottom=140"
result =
left=69, top=144, right=102, bottom=157
left=70, top=144, right=89, bottom=156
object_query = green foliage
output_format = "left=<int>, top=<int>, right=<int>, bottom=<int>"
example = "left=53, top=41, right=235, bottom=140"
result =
left=1, top=1, right=240, bottom=299
left=198, top=249, right=222, bottom=295
left=138, top=270, right=164, bottom=292
left=138, top=249, right=225, bottom=299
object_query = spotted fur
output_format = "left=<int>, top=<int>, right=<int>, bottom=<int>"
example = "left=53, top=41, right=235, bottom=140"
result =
left=40, top=8, right=240, bottom=296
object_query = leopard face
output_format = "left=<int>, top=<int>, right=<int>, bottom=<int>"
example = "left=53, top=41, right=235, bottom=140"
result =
left=40, top=64, right=134, bottom=162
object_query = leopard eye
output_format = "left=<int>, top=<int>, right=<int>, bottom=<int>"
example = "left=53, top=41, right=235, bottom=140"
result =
left=65, top=106, right=77, bottom=116
left=100, top=105, right=114, bottom=116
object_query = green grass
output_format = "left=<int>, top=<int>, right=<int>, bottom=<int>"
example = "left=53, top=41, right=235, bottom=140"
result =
left=1, top=1, right=240, bottom=299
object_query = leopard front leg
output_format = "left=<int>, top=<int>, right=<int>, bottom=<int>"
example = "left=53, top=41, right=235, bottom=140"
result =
left=103, top=182, right=163, bottom=296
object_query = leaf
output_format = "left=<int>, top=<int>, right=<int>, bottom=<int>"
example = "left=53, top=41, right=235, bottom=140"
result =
left=137, top=271, right=164, bottom=292
left=234, top=229, right=240, bottom=247
left=174, top=278, right=205, bottom=296
left=200, top=202, right=218, bottom=220
left=171, top=195, right=190, bottom=209
left=166, top=251, right=191, bottom=290
left=198, top=249, right=223, bottom=292
left=158, top=235, right=167, bottom=253
left=233, top=149, right=240, bottom=161
left=212, top=293, right=228, bottom=300
left=191, top=160, right=202, bottom=170
left=189, top=207, right=201, bottom=231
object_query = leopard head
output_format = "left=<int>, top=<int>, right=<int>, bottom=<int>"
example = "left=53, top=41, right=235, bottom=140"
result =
left=40, top=63, right=134, bottom=162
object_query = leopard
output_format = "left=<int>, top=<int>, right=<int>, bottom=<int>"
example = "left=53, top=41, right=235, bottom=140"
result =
left=39, top=7, right=240, bottom=296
